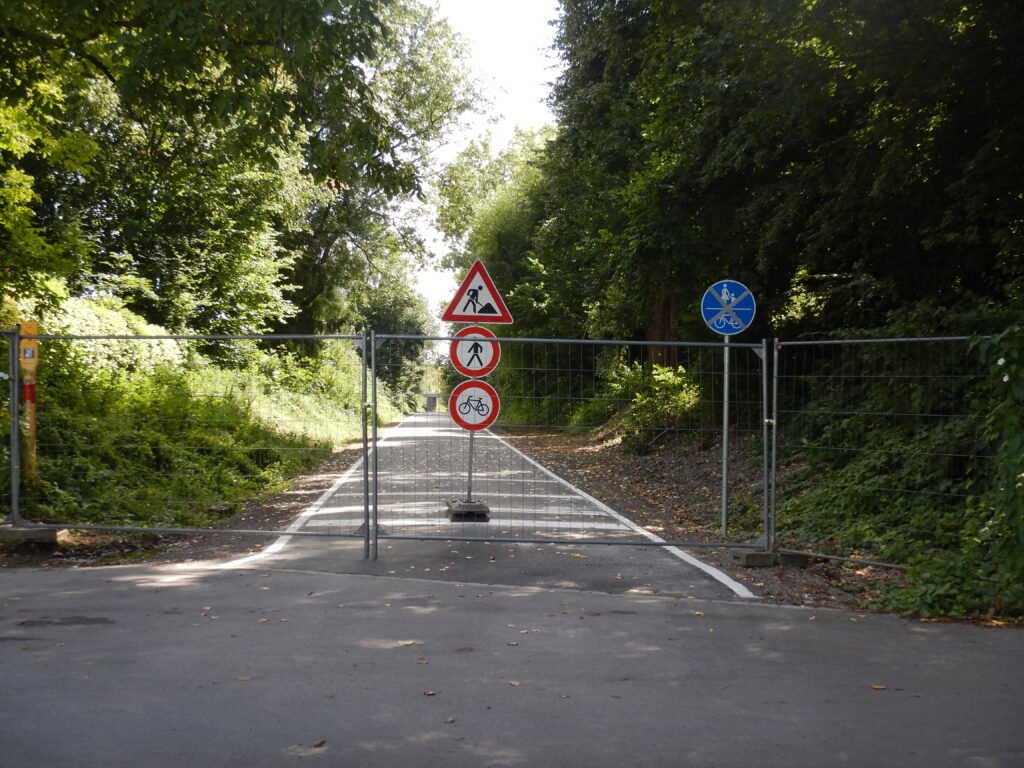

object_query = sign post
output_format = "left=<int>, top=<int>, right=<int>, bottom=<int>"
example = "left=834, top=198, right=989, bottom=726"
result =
left=442, top=261, right=513, bottom=522
left=19, top=321, right=39, bottom=484
left=701, top=281, right=756, bottom=536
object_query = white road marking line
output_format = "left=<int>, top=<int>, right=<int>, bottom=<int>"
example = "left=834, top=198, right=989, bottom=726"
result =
left=306, top=505, right=609, bottom=519
left=219, top=416, right=410, bottom=568
left=488, top=431, right=759, bottom=599
left=218, top=455, right=365, bottom=569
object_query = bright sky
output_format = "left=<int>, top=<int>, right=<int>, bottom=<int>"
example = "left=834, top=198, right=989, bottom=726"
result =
left=415, top=0, right=562, bottom=317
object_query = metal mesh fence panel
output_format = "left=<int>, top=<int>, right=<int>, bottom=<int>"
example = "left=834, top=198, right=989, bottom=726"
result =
left=21, top=334, right=368, bottom=537
left=772, top=337, right=992, bottom=564
left=372, top=335, right=767, bottom=546
left=1, top=331, right=13, bottom=522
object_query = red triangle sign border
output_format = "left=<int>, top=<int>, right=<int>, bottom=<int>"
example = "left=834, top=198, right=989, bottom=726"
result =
left=441, top=259, right=514, bottom=324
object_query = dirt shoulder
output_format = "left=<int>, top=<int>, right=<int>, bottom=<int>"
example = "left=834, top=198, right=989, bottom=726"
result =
left=501, top=428, right=905, bottom=612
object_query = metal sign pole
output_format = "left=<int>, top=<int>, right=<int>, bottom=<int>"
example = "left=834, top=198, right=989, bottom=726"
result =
left=701, top=279, right=756, bottom=539
left=721, top=336, right=730, bottom=536
left=7, top=328, right=21, bottom=525
left=466, top=429, right=475, bottom=502
left=360, top=331, right=370, bottom=560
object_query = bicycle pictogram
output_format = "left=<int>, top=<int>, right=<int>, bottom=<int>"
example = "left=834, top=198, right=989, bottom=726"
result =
left=457, top=394, right=490, bottom=417
left=711, top=314, right=744, bottom=331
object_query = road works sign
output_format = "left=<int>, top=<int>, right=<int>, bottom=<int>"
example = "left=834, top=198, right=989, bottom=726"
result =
left=450, top=326, right=501, bottom=378
left=442, top=259, right=514, bottom=324
left=701, top=280, right=756, bottom=336
left=449, top=379, right=500, bottom=431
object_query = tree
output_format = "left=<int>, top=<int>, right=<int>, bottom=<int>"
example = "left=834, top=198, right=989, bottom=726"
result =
left=1, top=0, right=476, bottom=337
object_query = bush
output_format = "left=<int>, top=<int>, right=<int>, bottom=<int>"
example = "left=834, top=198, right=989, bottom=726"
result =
left=4, top=293, right=399, bottom=528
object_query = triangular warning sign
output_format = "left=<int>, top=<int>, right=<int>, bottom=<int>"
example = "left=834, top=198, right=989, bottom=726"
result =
left=442, top=260, right=514, bottom=324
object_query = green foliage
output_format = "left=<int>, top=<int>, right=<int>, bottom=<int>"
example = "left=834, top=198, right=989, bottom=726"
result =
left=617, top=364, right=700, bottom=455
left=774, top=333, right=1024, bottom=618
left=974, top=327, right=1024, bottom=583
left=450, top=1, right=1023, bottom=344
left=884, top=327, right=1024, bottom=617
left=1, top=0, right=475, bottom=339
left=4, top=294, right=399, bottom=529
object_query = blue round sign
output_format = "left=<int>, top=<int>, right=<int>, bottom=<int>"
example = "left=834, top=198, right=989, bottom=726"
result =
left=701, top=280, right=756, bottom=336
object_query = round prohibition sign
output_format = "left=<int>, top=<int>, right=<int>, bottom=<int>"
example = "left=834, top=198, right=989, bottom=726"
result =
left=449, top=379, right=500, bottom=431
left=701, top=279, right=756, bottom=336
left=450, top=326, right=501, bottom=378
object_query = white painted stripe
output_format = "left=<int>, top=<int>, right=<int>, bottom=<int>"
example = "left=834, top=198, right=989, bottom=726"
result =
left=219, top=415, right=409, bottom=568
left=489, top=432, right=759, bottom=599
left=219, top=455, right=365, bottom=568
left=305, top=518, right=630, bottom=531
left=372, top=489, right=577, bottom=498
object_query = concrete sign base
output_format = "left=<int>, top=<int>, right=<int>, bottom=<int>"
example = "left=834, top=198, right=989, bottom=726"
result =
left=446, top=499, right=491, bottom=522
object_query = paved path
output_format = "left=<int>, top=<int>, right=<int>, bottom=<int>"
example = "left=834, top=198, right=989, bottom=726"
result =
left=224, top=411, right=752, bottom=601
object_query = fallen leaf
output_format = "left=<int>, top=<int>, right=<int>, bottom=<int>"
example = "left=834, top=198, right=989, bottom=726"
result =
left=399, top=640, right=419, bottom=647
left=693, top=611, right=704, bottom=616
left=416, top=658, right=429, bottom=664
left=871, top=685, right=887, bottom=691
left=311, top=740, right=326, bottom=749
left=508, top=681, right=521, bottom=686
left=423, top=691, right=436, bottom=696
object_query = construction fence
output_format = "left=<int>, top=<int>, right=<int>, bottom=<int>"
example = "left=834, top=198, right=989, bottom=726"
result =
left=1, top=328, right=994, bottom=568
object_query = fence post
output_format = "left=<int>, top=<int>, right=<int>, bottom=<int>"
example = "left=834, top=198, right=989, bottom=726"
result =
left=370, top=330, right=379, bottom=561
left=761, top=338, right=770, bottom=552
left=769, top=339, right=780, bottom=552
left=5, top=328, right=21, bottom=525
left=361, top=330, right=371, bottom=560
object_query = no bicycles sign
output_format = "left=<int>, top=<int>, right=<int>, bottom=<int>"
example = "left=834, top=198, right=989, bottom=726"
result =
left=448, top=379, right=500, bottom=431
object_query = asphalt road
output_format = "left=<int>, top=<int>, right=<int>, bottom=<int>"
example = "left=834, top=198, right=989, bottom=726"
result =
left=1, top=564, right=1021, bottom=767
left=1, top=412, right=1022, bottom=766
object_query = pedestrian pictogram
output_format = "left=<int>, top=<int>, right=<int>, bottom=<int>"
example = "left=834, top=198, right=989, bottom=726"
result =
left=701, top=280, right=756, bottom=336
left=442, top=260, right=514, bottom=324
left=450, top=326, right=501, bottom=378
left=448, top=379, right=500, bottom=431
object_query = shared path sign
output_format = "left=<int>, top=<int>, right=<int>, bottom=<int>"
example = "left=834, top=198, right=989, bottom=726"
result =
left=701, top=280, right=756, bottom=336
